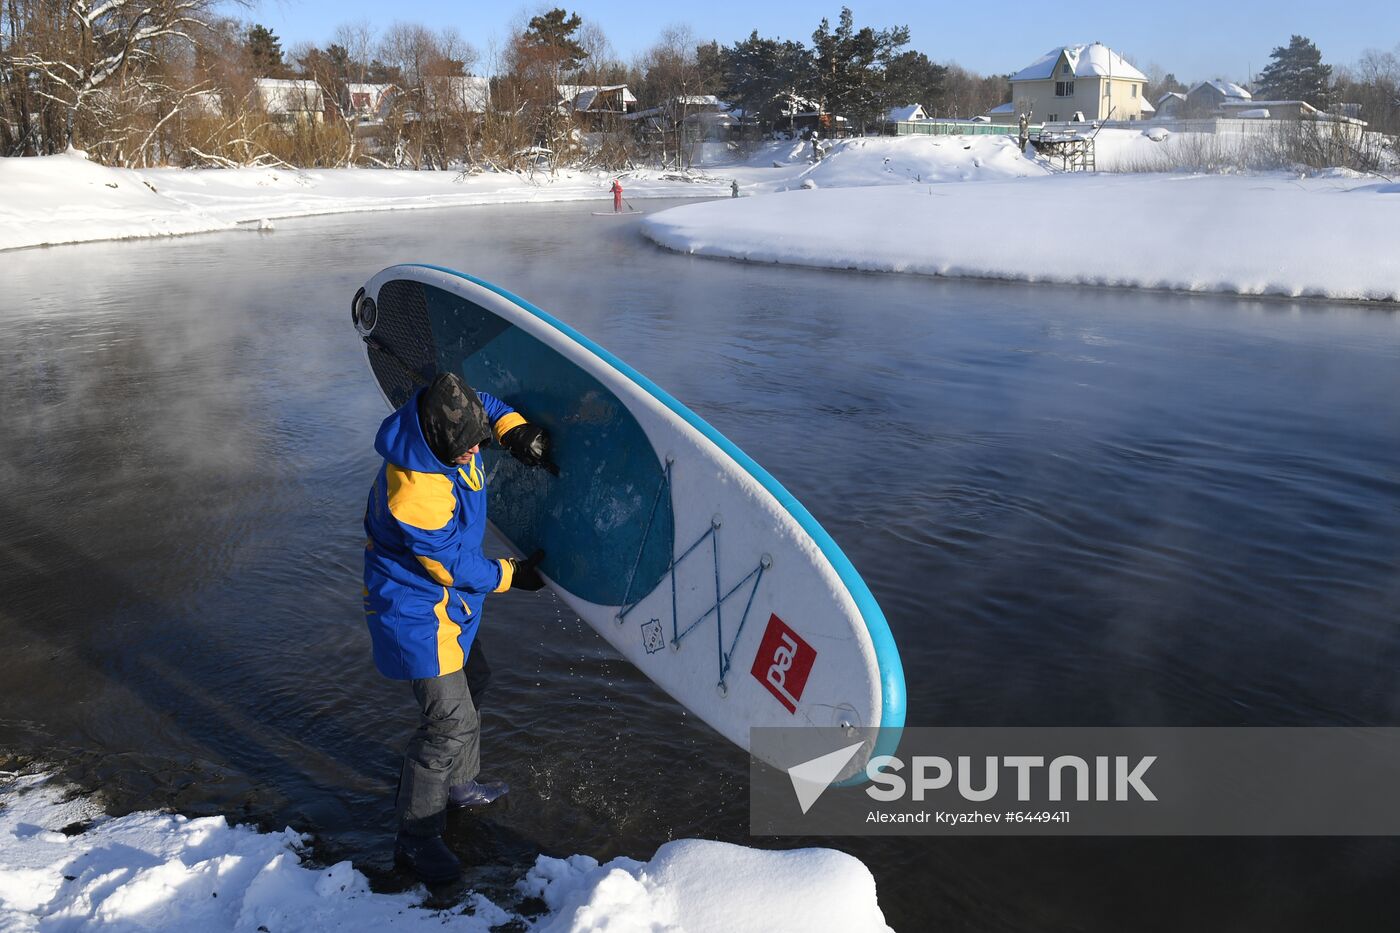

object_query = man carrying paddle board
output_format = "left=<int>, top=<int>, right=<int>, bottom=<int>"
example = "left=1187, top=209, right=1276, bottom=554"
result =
left=362, top=372, right=552, bottom=884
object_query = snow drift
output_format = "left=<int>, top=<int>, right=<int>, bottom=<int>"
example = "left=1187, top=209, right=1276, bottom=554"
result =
left=0, top=774, right=892, bottom=932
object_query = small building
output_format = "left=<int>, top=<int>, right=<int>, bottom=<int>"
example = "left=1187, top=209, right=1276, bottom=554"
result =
left=984, top=101, right=1015, bottom=124
left=559, top=84, right=637, bottom=128
left=346, top=83, right=395, bottom=122
left=884, top=104, right=928, bottom=124
left=424, top=75, right=491, bottom=115
left=184, top=90, right=225, bottom=119
left=1184, top=79, right=1251, bottom=118
left=255, top=78, right=324, bottom=125
left=1155, top=91, right=1186, bottom=119
left=1002, top=43, right=1149, bottom=124
left=1219, top=98, right=1317, bottom=121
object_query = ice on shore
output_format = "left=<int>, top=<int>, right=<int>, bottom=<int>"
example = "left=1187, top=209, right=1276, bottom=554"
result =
left=0, top=774, right=892, bottom=932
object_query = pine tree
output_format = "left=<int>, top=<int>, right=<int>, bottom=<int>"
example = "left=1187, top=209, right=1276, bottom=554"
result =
left=247, top=24, right=285, bottom=77
left=521, top=9, right=589, bottom=75
left=720, top=31, right=813, bottom=132
left=811, top=8, right=910, bottom=133
left=884, top=51, right=949, bottom=115
left=1256, top=35, right=1333, bottom=107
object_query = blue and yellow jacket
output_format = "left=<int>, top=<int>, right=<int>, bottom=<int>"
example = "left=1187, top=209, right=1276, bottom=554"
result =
left=362, top=387, right=528, bottom=680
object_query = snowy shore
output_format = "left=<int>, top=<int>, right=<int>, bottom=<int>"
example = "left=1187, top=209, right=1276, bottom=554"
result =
left=0, top=149, right=739, bottom=252
left=640, top=169, right=1400, bottom=302
left=0, top=137, right=1041, bottom=253
left=6, top=132, right=1396, bottom=299
left=0, top=773, right=892, bottom=932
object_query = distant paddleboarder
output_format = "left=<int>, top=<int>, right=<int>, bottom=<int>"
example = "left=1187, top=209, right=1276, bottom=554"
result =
left=611, top=178, right=624, bottom=213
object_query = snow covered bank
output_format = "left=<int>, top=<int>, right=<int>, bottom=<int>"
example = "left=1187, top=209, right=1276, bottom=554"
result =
left=0, top=773, right=891, bottom=932
left=759, top=135, right=1050, bottom=189
left=0, top=149, right=738, bottom=252
left=642, top=172, right=1400, bottom=302
left=0, top=137, right=1041, bottom=253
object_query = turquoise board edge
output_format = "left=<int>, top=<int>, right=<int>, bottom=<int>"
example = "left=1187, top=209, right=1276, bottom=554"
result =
left=406, top=263, right=907, bottom=767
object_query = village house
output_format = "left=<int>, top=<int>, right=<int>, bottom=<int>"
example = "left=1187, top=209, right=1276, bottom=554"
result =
left=558, top=85, right=637, bottom=129
left=990, top=43, right=1148, bottom=124
left=1183, top=79, right=1251, bottom=118
left=346, top=83, right=395, bottom=123
left=254, top=78, right=324, bottom=125
left=882, top=103, right=928, bottom=131
left=1155, top=91, right=1186, bottom=119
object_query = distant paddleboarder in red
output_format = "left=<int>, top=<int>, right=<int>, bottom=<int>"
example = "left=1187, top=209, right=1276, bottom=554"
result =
left=610, top=178, right=623, bottom=213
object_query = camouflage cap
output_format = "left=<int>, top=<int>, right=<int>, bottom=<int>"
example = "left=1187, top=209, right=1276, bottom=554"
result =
left=417, top=372, right=491, bottom=466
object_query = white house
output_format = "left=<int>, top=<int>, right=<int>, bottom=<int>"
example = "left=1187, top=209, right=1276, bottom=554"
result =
left=991, top=43, right=1148, bottom=124
left=884, top=103, right=928, bottom=124
left=255, top=79, right=324, bottom=124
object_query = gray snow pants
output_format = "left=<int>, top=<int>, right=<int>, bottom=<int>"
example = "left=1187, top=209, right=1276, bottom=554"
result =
left=395, top=640, right=491, bottom=837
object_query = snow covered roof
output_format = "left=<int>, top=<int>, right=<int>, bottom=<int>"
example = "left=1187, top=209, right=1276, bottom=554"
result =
left=1011, top=44, right=1147, bottom=83
left=1139, top=98, right=1156, bottom=113
left=885, top=104, right=927, bottom=122
left=347, top=83, right=393, bottom=98
left=1235, top=108, right=1271, bottom=119
left=1157, top=91, right=1186, bottom=105
left=254, top=79, right=323, bottom=114
left=1192, top=79, right=1251, bottom=101
left=986, top=102, right=1015, bottom=114
left=1221, top=98, right=1316, bottom=113
left=560, top=85, right=637, bottom=111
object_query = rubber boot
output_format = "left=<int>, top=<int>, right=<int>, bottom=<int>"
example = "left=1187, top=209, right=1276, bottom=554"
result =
left=393, top=831, right=462, bottom=884
left=448, top=778, right=509, bottom=809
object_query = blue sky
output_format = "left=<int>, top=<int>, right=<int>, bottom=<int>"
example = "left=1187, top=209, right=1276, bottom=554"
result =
left=242, top=0, right=1399, bottom=82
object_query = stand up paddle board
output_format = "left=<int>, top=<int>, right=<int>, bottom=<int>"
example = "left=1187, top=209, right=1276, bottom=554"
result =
left=352, top=265, right=904, bottom=778
left=590, top=211, right=641, bottom=216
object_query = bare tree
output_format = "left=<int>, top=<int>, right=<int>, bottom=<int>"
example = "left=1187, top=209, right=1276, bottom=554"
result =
left=2, top=0, right=221, bottom=156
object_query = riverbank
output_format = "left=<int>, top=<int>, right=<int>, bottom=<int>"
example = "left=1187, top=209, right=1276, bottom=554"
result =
left=0, top=773, right=892, bottom=932
left=641, top=170, right=1400, bottom=302
left=0, top=137, right=1046, bottom=252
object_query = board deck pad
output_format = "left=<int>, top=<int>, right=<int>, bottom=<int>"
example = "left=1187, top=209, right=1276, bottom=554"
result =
left=357, top=265, right=904, bottom=778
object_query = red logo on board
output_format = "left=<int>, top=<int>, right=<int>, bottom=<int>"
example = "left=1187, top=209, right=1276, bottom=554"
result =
left=750, top=614, right=817, bottom=714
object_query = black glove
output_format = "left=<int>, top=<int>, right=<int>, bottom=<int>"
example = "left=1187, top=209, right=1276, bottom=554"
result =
left=507, top=549, right=546, bottom=592
left=501, top=423, right=554, bottom=472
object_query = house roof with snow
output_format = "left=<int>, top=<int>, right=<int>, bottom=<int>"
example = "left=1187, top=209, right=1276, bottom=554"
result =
left=1139, top=97, right=1156, bottom=113
left=1157, top=91, right=1186, bottom=106
left=254, top=79, right=323, bottom=114
left=884, top=104, right=928, bottom=122
left=440, top=75, right=491, bottom=113
left=559, top=85, right=637, bottom=112
left=986, top=102, right=1015, bottom=115
left=1191, top=79, right=1251, bottom=101
left=346, top=83, right=395, bottom=118
left=1011, top=44, right=1147, bottom=83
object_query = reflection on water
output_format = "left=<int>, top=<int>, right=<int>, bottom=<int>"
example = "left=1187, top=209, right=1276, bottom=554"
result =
left=3, top=202, right=1399, bottom=929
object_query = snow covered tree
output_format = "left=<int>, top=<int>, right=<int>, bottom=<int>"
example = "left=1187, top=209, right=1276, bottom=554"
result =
left=1, top=0, right=220, bottom=155
left=1256, top=35, right=1333, bottom=107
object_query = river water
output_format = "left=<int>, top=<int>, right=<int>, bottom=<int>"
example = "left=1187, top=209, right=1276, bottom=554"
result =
left=3, top=200, right=1399, bottom=930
